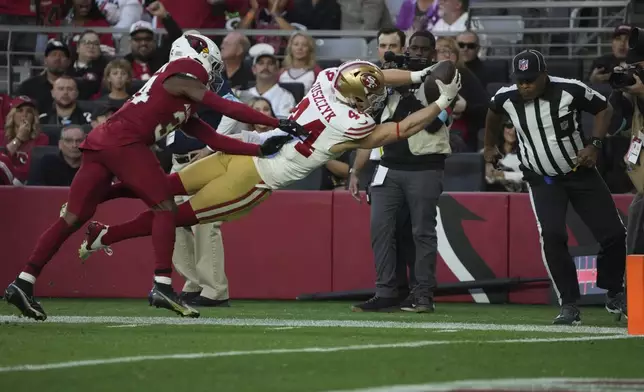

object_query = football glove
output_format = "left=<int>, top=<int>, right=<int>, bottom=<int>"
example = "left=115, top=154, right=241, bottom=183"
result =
left=278, top=119, right=308, bottom=138
left=259, top=135, right=293, bottom=157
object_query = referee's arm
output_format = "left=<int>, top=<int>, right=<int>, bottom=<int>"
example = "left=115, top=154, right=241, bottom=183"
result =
left=571, top=82, right=613, bottom=141
left=482, top=91, right=507, bottom=163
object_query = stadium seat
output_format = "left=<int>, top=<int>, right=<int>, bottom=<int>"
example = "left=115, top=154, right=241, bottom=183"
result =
left=385, top=0, right=405, bottom=20
left=317, top=59, right=342, bottom=70
left=485, top=60, right=510, bottom=83
left=315, top=38, right=367, bottom=61
left=547, top=59, right=584, bottom=80
left=443, top=153, right=485, bottom=191
left=279, top=82, right=305, bottom=104
left=487, top=82, right=508, bottom=97
left=76, top=100, right=101, bottom=117
left=40, top=124, right=62, bottom=145
left=282, top=167, right=323, bottom=191
left=26, top=145, right=59, bottom=185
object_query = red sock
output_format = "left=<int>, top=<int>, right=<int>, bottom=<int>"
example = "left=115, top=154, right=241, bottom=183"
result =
left=167, top=173, right=188, bottom=196
left=102, top=182, right=139, bottom=202
left=151, top=210, right=176, bottom=277
left=102, top=203, right=199, bottom=246
left=23, top=218, right=78, bottom=278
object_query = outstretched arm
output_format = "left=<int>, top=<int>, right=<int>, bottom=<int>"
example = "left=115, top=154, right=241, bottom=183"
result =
left=182, top=117, right=261, bottom=156
left=381, top=63, right=436, bottom=86
left=163, top=75, right=280, bottom=128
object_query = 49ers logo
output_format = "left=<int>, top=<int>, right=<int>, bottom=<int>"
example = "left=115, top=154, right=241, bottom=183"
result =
left=360, top=73, right=380, bottom=90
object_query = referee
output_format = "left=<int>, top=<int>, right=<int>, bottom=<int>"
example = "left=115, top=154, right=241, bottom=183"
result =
left=484, top=49, right=627, bottom=325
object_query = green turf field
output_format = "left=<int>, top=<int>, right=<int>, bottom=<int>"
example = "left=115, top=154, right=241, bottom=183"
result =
left=1, top=299, right=643, bottom=392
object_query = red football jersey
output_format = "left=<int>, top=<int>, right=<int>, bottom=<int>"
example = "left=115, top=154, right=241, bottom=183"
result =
left=80, top=58, right=209, bottom=150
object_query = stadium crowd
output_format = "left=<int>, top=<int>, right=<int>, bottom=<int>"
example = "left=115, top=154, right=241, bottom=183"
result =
left=0, top=0, right=635, bottom=193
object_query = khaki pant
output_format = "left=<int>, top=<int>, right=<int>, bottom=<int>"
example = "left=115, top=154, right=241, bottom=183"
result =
left=171, top=155, right=229, bottom=300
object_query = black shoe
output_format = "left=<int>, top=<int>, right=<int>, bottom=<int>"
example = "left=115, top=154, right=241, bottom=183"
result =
left=398, top=293, right=414, bottom=309
left=4, top=280, right=47, bottom=321
left=401, top=296, right=435, bottom=313
left=553, top=304, right=581, bottom=325
left=351, top=296, right=400, bottom=312
left=148, top=282, right=200, bottom=318
left=605, top=292, right=628, bottom=321
left=190, top=296, right=230, bottom=307
left=179, top=291, right=201, bottom=302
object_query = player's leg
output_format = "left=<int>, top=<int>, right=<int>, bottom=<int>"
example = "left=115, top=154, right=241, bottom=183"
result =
left=100, top=172, right=191, bottom=202
left=87, top=144, right=198, bottom=317
left=4, top=152, right=113, bottom=320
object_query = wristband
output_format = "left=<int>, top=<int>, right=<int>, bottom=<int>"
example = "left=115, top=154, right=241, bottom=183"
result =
left=410, top=70, right=424, bottom=84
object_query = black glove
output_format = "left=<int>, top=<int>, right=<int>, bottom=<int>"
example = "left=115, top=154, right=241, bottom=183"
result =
left=259, top=135, right=293, bottom=157
left=278, top=119, right=308, bottom=138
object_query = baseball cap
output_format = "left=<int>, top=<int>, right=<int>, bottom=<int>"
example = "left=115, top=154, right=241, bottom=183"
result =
left=130, top=21, right=154, bottom=36
left=93, top=103, right=120, bottom=119
left=511, top=49, right=547, bottom=82
left=45, top=40, right=70, bottom=58
left=249, top=43, right=277, bottom=65
left=613, top=24, right=632, bottom=38
left=10, top=96, right=36, bottom=109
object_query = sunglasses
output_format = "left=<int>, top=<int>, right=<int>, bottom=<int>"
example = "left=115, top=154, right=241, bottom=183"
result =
left=457, top=42, right=477, bottom=50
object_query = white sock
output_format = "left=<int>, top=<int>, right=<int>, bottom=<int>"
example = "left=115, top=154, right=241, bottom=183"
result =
left=154, top=276, right=172, bottom=285
left=18, top=272, right=36, bottom=284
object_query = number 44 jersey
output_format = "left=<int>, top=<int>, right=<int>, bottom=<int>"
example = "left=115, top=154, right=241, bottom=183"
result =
left=80, top=58, right=209, bottom=151
left=253, top=68, right=377, bottom=189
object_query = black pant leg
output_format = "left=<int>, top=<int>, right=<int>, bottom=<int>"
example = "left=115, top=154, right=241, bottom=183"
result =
left=528, top=180, right=580, bottom=305
left=395, top=205, right=416, bottom=296
left=566, top=168, right=626, bottom=293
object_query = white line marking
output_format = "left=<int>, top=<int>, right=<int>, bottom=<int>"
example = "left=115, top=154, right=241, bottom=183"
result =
left=434, top=329, right=459, bottom=333
left=0, top=315, right=627, bottom=335
left=325, top=377, right=644, bottom=392
left=106, top=324, right=141, bottom=329
left=0, top=335, right=634, bottom=373
left=266, top=327, right=299, bottom=331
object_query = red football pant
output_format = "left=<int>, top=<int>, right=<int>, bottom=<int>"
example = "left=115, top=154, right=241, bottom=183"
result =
left=23, top=144, right=175, bottom=279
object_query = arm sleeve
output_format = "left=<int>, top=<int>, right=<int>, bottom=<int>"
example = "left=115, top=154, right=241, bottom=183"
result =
left=182, top=117, right=261, bottom=156
left=202, top=90, right=280, bottom=127
left=571, top=82, right=608, bottom=115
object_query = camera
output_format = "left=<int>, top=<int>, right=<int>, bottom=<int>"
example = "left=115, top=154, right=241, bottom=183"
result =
left=382, top=51, right=429, bottom=71
left=609, top=26, right=644, bottom=89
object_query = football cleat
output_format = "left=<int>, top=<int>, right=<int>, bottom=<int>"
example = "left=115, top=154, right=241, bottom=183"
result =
left=59, top=202, right=67, bottom=217
left=79, top=221, right=113, bottom=262
left=605, top=292, right=628, bottom=321
left=553, top=304, right=581, bottom=325
left=149, top=283, right=200, bottom=318
left=4, top=281, right=47, bottom=321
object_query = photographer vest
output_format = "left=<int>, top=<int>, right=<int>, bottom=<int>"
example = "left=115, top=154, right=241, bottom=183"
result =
left=378, top=89, right=451, bottom=171
left=626, top=95, right=644, bottom=193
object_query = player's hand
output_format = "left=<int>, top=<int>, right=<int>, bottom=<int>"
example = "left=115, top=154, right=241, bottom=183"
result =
left=434, top=70, right=461, bottom=110
left=278, top=119, right=308, bottom=138
left=146, top=1, right=168, bottom=18
left=259, top=135, right=293, bottom=157
left=576, top=145, right=598, bottom=168
left=348, top=171, right=361, bottom=203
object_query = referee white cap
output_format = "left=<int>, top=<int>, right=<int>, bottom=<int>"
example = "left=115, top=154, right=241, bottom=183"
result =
left=512, top=49, right=547, bottom=81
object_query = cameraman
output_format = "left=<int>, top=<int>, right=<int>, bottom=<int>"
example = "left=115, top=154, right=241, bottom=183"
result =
left=351, top=31, right=452, bottom=313
left=612, top=27, right=644, bottom=254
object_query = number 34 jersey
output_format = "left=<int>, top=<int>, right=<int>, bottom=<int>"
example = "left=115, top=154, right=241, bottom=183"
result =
left=253, top=68, right=377, bottom=189
left=80, top=58, right=209, bottom=151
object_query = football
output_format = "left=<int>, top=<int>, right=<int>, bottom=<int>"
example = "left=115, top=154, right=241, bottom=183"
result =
left=423, top=60, right=457, bottom=102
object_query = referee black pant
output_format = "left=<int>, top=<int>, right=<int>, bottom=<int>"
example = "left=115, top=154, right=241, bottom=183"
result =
left=526, top=167, right=626, bottom=305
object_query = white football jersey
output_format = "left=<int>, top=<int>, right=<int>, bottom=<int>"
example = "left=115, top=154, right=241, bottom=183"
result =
left=253, top=68, right=377, bottom=189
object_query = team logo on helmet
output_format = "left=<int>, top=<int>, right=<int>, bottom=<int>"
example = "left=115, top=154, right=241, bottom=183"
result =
left=360, top=73, right=380, bottom=90
left=186, top=35, right=209, bottom=55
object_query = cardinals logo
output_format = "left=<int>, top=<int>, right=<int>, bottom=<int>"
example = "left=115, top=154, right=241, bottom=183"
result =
left=360, top=73, right=380, bottom=90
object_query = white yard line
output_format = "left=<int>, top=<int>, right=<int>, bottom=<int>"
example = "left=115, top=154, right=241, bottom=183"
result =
left=325, top=377, right=644, bottom=392
left=0, top=335, right=633, bottom=374
left=0, top=315, right=628, bottom=335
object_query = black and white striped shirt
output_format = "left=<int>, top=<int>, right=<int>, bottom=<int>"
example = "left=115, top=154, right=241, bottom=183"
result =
left=489, top=76, right=608, bottom=176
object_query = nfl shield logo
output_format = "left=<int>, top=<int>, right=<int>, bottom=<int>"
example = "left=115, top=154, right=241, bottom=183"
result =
left=518, top=59, right=529, bottom=71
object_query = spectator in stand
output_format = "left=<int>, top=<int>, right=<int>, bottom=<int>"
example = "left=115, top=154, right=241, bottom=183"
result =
left=288, top=0, right=341, bottom=30
left=0, top=97, right=48, bottom=186
left=125, top=2, right=183, bottom=81
left=246, top=97, right=276, bottom=132
left=17, top=40, right=71, bottom=114
left=238, top=0, right=295, bottom=55
left=220, top=32, right=254, bottom=91
left=58, top=0, right=115, bottom=52
left=395, top=0, right=440, bottom=44
left=68, top=30, right=110, bottom=99
left=457, top=30, right=491, bottom=88
left=279, top=33, right=322, bottom=94
left=97, top=59, right=133, bottom=108
left=588, top=25, right=631, bottom=85
left=339, top=0, right=393, bottom=31
left=436, top=36, right=487, bottom=151
left=39, top=76, right=91, bottom=126
left=28, top=124, right=85, bottom=186
left=242, top=44, right=296, bottom=119
left=484, top=118, right=524, bottom=192
left=431, top=0, right=485, bottom=56
left=95, top=0, right=143, bottom=44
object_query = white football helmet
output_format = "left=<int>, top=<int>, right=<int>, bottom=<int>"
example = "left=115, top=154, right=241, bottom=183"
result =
left=169, top=33, right=224, bottom=91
